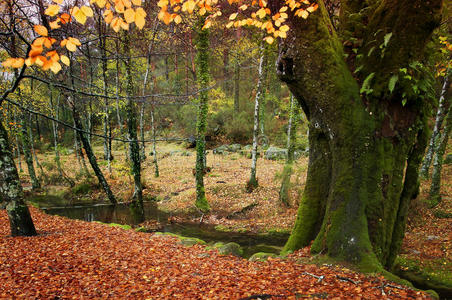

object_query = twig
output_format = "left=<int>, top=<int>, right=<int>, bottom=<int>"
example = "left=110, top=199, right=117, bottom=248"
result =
left=336, top=275, right=359, bottom=285
left=303, top=272, right=325, bottom=283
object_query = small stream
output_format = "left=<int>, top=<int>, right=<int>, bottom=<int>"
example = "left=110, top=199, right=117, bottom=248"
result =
left=36, top=200, right=288, bottom=258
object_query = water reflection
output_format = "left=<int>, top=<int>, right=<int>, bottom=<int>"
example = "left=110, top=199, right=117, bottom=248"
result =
left=42, top=202, right=167, bottom=226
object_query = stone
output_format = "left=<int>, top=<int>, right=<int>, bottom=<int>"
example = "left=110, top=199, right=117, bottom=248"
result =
left=214, top=242, right=243, bottom=257
left=228, top=144, right=242, bottom=152
left=264, top=146, right=288, bottom=160
left=179, top=237, right=207, bottom=246
left=248, top=252, right=277, bottom=262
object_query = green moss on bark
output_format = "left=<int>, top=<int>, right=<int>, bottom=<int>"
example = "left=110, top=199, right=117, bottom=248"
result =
left=194, top=15, right=210, bottom=213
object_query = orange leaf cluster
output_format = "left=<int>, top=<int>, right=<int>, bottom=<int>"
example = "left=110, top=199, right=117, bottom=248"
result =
left=157, top=0, right=318, bottom=43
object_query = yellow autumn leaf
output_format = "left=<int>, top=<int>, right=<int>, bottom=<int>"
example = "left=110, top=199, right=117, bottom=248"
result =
left=72, top=7, right=87, bottom=24
left=34, top=25, right=48, bottom=37
left=45, top=4, right=60, bottom=17
left=135, top=7, right=146, bottom=29
left=104, top=10, right=114, bottom=23
left=264, top=36, right=274, bottom=44
left=132, top=0, right=141, bottom=5
left=306, top=5, right=316, bottom=13
left=279, top=24, right=289, bottom=32
left=174, top=14, right=182, bottom=24
left=229, top=13, right=237, bottom=20
left=239, top=4, right=247, bottom=10
left=53, top=0, right=63, bottom=4
left=49, top=20, right=61, bottom=29
left=279, top=6, right=288, bottom=12
left=256, top=8, right=266, bottom=19
left=202, top=20, right=212, bottom=29
left=120, top=18, right=129, bottom=30
left=60, top=55, right=70, bottom=66
left=182, top=0, right=196, bottom=13
left=111, top=17, right=122, bottom=32
left=124, top=8, right=135, bottom=23
left=51, top=61, right=62, bottom=73
left=199, top=7, right=206, bottom=15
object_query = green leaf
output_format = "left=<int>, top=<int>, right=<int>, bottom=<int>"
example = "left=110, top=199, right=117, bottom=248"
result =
left=399, top=68, right=407, bottom=74
left=383, top=32, right=392, bottom=47
left=354, top=65, right=364, bottom=74
left=367, top=46, right=375, bottom=57
left=360, top=72, right=375, bottom=95
left=388, top=75, right=398, bottom=93
left=402, top=98, right=407, bottom=106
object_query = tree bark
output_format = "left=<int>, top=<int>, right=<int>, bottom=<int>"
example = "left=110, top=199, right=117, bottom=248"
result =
left=20, top=112, right=40, bottom=190
left=276, top=0, right=442, bottom=271
left=70, top=102, right=117, bottom=204
left=248, top=43, right=267, bottom=191
left=234, top=59, right=240, bottom=113
left=124, top=32, right=143, bottom=204
left=0, top=121, right=36, bottom=236
left=279, top=94, right=300, bottom=206
left=194, top=16, right=210, bottom=213
left=420, top=74, right=449, bottom=178
left=429, top=106, right=452, bottom=206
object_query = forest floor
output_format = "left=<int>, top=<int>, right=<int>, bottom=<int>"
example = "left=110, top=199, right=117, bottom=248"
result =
left=0, top=207, right=435, bottom=299
left=8, top=140, right=452, bottom=298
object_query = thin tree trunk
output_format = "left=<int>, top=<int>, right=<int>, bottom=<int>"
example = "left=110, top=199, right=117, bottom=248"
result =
left=139, top=103, right=146, bottom=161
left=234, top=59, right=240, bottom=113
left=279, top=94, right=298, bottom=206
left=13, top=110, right=23, bottom=172
left=151, top=107, right=159, bottom=177
left=420, top=74, right=449, bottom=178
left=97, top=15, right=112, bottom=172
left=71, top=101, right=117, bottom=204
left=124, top=32, right=143, bottom=204
left=20, top=112, right=40, bottom=190
left=194, top=16, right=210, bottom=213
left=28, top=113, right=44, bottom=182
left=50, top=89, right=74, bottom=186
left=429, top=106, right=452, bottom=206
left=248, top=43, right=267, bottom=191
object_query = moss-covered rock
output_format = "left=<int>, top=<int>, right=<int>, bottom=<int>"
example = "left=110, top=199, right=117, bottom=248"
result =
left=179, top=237, right=207, bottom=246
left=248, top=252, right=277, bottom=262
left=107, top=223, right=132, bottom=230
left=214, top=242, right=243, bottom=257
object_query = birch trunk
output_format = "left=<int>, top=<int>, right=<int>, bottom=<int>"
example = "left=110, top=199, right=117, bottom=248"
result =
left=248, top=44, right=266, bottom=191
left=420, top=74, right=449, bottom=178
left=429, top=106, right=451, bottom=206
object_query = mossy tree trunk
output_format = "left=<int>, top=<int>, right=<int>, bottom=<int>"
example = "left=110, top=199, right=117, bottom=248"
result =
left=0, top=121, right=36, bottom=236
left=276, top=0, right=442, bottom=271
left=279, top=94, right=300, bottom=206
left=123, top=32, right=143, bottom=205
left=194, top=15, right=210, bottom=213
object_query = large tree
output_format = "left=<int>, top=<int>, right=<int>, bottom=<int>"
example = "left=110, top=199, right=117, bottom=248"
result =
left=276, top=0, right=443, bottom=271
